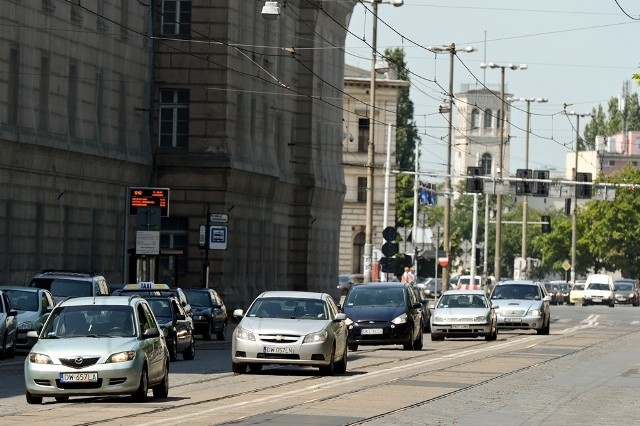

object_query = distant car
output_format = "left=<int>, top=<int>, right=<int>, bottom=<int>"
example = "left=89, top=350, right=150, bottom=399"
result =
left=613, top=279, right=640, bottom=306
left=556, top=282, right=571, bottom=305
left=416, top=278, right=445, bottom=299
left=456, top=275, right=483, bottom=290
left=583, top=274, right=615, bottom=307
left=28, top=270, right=109, bottom=303
left=336, top=274, right=364, bottom=303
left=0, top=289, right=18, bottom=359
left=182, top=288, right=228, bottom=340
left=231, top=291, right=348, bottom=375
left=145, top=296, right=196, bottom=361
left=569, top=281, right=586, bottom=305
left=489, top=280, right=551, bottom=335
left=342, top=282, right=424, bottom=351
left=0, top=286, right=55, bottom=353
left=112, top=282, right=192, bottom=318
left=410, top=284, right=431, bottom=332
left=543, top=282, right=562, bottom=305
left=24, top=295, right=170, bottom=404
left=430, top=289, right=497, bottom=341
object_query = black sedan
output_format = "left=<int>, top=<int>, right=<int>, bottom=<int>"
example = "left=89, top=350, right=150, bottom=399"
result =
left=146, top=295, right=196, bottom=361
left=341, top=282, right=423, bottom=351
left=183, top=288, right=228, bottom=340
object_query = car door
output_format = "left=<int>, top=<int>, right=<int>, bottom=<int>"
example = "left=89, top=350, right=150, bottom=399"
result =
left=137, top=303, right=164, bottom=381
left=2, top=292, right=17, bottom=343
left=326, top=297, right=347, bottom=354
left=211, top=290, right=227, bottom=329
left=171, top=299, right=190, bottom=352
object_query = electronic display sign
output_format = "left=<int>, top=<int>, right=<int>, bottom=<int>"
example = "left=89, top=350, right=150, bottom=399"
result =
left=129, top=187, right=170, bottom=216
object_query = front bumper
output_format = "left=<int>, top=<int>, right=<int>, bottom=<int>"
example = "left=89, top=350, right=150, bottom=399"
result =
left=496, top=313, right=544, bottom=330
left=232, top=337, right=334, bottom=367
left=430, top=322, right=491, bottom=338
left=346, top=323, right=413, bottom=346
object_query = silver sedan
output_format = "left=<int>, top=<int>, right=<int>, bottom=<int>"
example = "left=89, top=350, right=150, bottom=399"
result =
left=430, top=290, right=498, bottom=341
left=232, top=291, right=348, bottom=375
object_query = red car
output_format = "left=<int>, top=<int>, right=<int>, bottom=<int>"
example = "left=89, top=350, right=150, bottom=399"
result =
left=613, top=279, right=640, bottom=306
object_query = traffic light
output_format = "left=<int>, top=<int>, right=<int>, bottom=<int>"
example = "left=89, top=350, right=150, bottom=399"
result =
left=541, top=215, right=551, bottom=233
left=465, top=167, right=483, bottom=193
left=565, top=198, right=571, bottom=216
left=576, top=172, right=592, bottom=199
left=533, top=170, right=550, bottom=196
left=515, top=169, right=532, bottom=195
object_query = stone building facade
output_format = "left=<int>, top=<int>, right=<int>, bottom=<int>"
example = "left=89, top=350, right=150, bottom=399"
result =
left=0, top=1, right=355, bottom=310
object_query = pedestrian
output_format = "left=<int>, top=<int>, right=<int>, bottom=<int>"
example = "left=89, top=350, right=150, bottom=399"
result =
left=409, top=267, right=416, bottom=284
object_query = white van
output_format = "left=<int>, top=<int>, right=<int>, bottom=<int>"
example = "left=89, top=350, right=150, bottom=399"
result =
left=456, top=275, right=484, bottom=290
left=583, top=274, right=615, bottom=307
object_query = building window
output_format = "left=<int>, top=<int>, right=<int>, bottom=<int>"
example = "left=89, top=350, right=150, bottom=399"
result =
left=471, top=108, right=479, bottom=129
left=358, top=118, right=369, bottom=152
left=352, top=232, right=364, bottom=274
left=483, top=109, right=492, bottom=128
left=8, top=46, right=19, bottom=125
left=480, top=153, right=492, bottom=175
left=497, top=109, right=502, bottom=129
left=95, top=69, right=104, bottom=142
left=68, top=60, right=78, bottom=137
left=160, top=216, right=188, bottom=275
left=39, top=54, right=50, bottom=131
left=161, top=0, right=192, bottom=37
left=159, top=89, right=189, bottom=149
left=357, top=177, right=367, bottom=203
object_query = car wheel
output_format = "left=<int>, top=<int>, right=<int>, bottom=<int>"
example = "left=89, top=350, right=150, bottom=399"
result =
left=431, top=333, right=444, bottom=341
left=412, top=329, right=423, bottom=350
left=319, top=345, right=336, bottom=375
left=334, top=345, right=348, bottom=374
left=232, top=362, right=247, bottom=374
left=216, top=321, right=227, bottom=341
left=152, top=362, right=169, bottom=399
left=169, top=335, right=178, bottom=362
left=132, top=366, right=149, bottom=402
left=348, top=343, right=358, bottom=351
left=248, top=364, right=263, bottom=373
left=203, top=322, right=212, bottom=340
left=6, top=334, right=16, bottom=359
left=582, top=302, right=588, bottom=307
left=0, top=333, right=6, bottom=360
left=25, top=390, right=42, bottom=405
left=183, top=335, right=196, bottom=360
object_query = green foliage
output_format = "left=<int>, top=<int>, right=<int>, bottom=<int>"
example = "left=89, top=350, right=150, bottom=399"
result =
left=584, top=93, right=640, bottom=147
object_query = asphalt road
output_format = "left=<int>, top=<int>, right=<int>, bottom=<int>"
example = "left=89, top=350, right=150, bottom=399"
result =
left=2, top=304, right=639, bottom=425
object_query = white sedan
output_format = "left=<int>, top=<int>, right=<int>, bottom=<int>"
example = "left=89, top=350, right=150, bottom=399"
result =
left=430, top=290, right=498, bottom=341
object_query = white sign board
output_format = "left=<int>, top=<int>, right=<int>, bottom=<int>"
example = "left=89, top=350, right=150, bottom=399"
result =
left=209, top=226, right=228, bottom=250
left=136, top=230, right=160, bottom=255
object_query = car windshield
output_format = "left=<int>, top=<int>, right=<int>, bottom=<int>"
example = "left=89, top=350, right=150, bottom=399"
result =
left=5, top=289, right=39, bottom=311
left=573, top=284, right=584, bottom=291
left=587, top=283, right=610, bottom=291
left=437, top=294, right=487, bottom=308
left=31, top=278, right=93, bottom=299
left=42, top=305, right=136, bottom=338
left=615, top=282, right=633, bottom=291
left=559, top=284, right=570, bottom=292
left=345, top=287, right=405, bottom=307
left=246, top=298, right=327, bottom=320
left=147, top=299, right=173, bottom=321
left=183, top=290, right=212, bottom=307
left=491, top=284, right=540, bottom=300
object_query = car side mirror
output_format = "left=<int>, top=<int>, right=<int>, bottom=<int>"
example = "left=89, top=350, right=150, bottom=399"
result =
left=334, top=313, right=347, bottom=322
left=27, top=330, right=39, bottom=339
left=143, top=327, right=161, bottom=339
left=8, top=309, right=18, bottom=317
left=233, top=308, right=244, bottom=318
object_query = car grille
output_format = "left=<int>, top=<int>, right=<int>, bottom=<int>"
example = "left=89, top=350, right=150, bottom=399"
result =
left=56, top=379, right=103, bottom=389
left=59, top=357, right=100, bottom=369
left=500, top=310, right=526, bottom=317
left=257, top=353, right=300, bottom=360
left=259, top=334, right=301, bottom=344
left=446, top=317, right=475, bottom=322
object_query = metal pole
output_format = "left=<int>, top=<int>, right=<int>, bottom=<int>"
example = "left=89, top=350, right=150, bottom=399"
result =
left=363, top=1, right=378, bottom=283
left=413, top=127, right=419, bottom=275
left=483, top=193, right=489, bottom=280
left=521, top=100, right=531, bottom=268
left=442, top=44, right=455, bottom=295
left=494, top=66, right=506, bottom=283
left=382, top=123, right=392, bottom=282
left=470, top=193, right=478, bottom=279
left=571, top=115, right=580, bottom=285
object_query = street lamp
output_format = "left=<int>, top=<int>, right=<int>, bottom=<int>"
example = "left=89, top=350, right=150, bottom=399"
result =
left=428, top=43, right=475, bottom=294
left=509, top=97, right=548, bottom=270
left=564, top=109, right=592, bottom=285
left=359, top=0, right=403, bottom=283
left=479, top=62, right=527, bottom=283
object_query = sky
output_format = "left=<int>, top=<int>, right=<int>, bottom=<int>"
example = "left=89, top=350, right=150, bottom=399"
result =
left=344, top=0, right=640, bottom=179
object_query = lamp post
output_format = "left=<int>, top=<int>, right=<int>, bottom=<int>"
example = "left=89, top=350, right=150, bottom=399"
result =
left=564, top=110, right=592, bottom=284
left=509, top=97, right=547, bottom=268
left=360, top=0, right=403, bottom=283
left=479, top=62, right=527, bottom=283
left=427, top=43, right=475, bottom=294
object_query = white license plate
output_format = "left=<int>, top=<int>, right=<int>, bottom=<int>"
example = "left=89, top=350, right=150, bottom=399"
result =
left=263, top=346, right=294, bottom=354
left=452, top=324, right=469, bottom=329
left=361, top=328, right=383, bottom=335
left=60, top=372, right=98, bottom=383
left=505, top=318, right=521, bottom=323
left=592, top=298, right=602, bottom=303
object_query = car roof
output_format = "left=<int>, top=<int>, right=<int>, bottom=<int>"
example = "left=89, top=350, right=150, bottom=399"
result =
left=258, top=291, right=327, bottom=300
left=442, top=289, right=487, bottom=295
left=495, top=280, right=538, bottom=286
left=57, top=295, right=143, bottom=307
left=0, top=285, right=44, bottom=292
left=351, top=282, right=408, bottom=289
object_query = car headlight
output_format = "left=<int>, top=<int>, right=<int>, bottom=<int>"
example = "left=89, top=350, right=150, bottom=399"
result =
left=18, top=321, right=34, bottom=330
left=344, top=317, right=354, bottom=326
left=235, top=325, right=255, bottom=341
left=391, top=313, right=408, bottom=325
left=303, top=330, right=328, bottom=343
left=528, top=309, right=542, bottom=316
left=194, top=315, right=205, bottom=321
left=433, top=316, right=444, bottom=323
left=474, top=316, right=487, bottom=323
left=28, top=353, right=52, bottom=364
left=107, top=351, right=136, bottom=363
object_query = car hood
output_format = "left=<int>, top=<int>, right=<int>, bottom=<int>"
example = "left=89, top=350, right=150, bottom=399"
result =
left=432, top=307, right=489, bottom=317
left=239, top=317, right=327, bottom=334
left=16, top=310, right=40, bottom=324
left=31, top=336, right=142, bottom=357
left=191, top=306, right=212, bottom=315
left=343, top=306, right=406, bottom=322
left=492, top=299, right=542, bottom=311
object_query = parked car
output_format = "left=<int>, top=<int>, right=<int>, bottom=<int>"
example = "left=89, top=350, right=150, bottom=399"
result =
left=410, top=284, right=431, bottom=332
left=231, top=291, right=348, bottom=375
left=341, top=282, right=423, bottom=351
left=489, top=280, right=551, bottom=335
left=569, top=281, right=586, bottom=305
left=24, top=295, right=170, bottom=404
left=182, top=288, right=228, bottom=340
left=430, top=289, right=498, bottom=341
left=0, top=289, right=18, bottom=359
left=0, top=286, right=55, bottom=353
left=583, top=274, right=615, bottom=307
left=145, top=296, right=196, bottom=361
left=28, top=270, right=109, bottom=303
left=112, top=282, right=192, bottom=318
left=613, top=279, right=640, bottom=306
left=543, top=281, right=563, bottom=305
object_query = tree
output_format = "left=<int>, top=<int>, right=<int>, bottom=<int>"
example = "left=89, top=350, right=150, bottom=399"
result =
left=583, top=92, right=640, bottom=147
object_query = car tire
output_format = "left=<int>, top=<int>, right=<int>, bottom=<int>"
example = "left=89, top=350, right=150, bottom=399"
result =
left=609, top=302, right=615, bottom=308
left=183, top=335, right=196, bottom=360
left=486, top=323, right=498, bottom=341
left=248, top=364, right=263, bottom=373
left=216, top=322, right=226, bottom=341
left=334, top=345, right=348, bottom=374
left=319, top=345, right=336, bottom=375
left=431, top=333, right=444, bottom=341
left=412, top=330, right=423, bottom=350
left=232, top=362, right=247, bottom=374
left=0, top=333, right=6, bottom=360
left=132, top=366, right=149, bottom=402
left=7, top=336, right=16, bottom=358
left=55, top=396, right=69, bottom=403
left=169, top=335, right=178, bottom=362
left=203, top=323, right=212, bottom=341
left=25, top=390, right=42, bottom=405
left=348, top=343, right=358, bottom=351
left=152, top=363, right=169, bottom=399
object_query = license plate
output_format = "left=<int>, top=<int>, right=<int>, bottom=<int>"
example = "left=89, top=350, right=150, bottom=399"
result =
left=60, top=372, right=98, bottom=383
left=452, top=324, right=469, bottom=329
left=263, top=346, right=294, bottom=354
left=361, top=328, right=383, bottom=335
left=592, top=297, right=602, bottom=303
left=505, top=318, right=521, bottom=323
